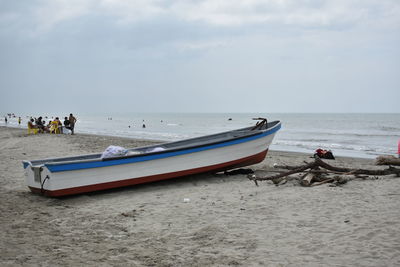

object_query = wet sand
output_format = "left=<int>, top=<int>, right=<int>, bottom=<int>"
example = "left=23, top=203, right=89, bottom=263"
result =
left=1, top=126, right=399, bottom=266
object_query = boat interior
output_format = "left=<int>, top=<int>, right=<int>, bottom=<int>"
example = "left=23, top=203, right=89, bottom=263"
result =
left=25, top=120, right=280, bottom=167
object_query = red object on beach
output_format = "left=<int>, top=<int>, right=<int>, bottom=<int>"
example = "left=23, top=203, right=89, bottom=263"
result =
left=314, top=148, right=335, bottom=159
left=398, top=139, right=400, bottom=157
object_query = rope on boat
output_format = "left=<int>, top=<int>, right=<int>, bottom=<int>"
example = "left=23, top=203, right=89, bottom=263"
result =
left=251, top=118, right=268, bottom=130
left=41, top=175, right=50, bottom=195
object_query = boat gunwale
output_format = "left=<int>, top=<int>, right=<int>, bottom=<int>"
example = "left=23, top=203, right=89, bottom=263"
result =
left=100, top=127, right=265, bottom=162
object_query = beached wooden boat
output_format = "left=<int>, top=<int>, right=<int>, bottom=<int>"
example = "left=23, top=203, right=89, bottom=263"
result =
left=23, top=119, right=281, bottom=197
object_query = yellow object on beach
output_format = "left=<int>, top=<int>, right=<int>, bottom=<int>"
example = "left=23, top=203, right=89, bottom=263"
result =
left=50, top=121, right=61, bottom=134
left=27, top=125, right=39, bottom=135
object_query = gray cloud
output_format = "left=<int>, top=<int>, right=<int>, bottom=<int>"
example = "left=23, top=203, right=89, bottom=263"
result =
left=0, top=0, right=399, bottom=113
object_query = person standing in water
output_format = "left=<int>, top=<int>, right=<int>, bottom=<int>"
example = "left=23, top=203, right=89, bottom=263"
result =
left=18, top=117, right=21, bottom=125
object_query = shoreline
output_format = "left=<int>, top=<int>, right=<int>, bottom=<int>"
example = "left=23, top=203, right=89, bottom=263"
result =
left=1, top=112, right=399, bottom=161
left=1, top=126, right=399, bottom=266
left=0, top=125, right=377, bottom=160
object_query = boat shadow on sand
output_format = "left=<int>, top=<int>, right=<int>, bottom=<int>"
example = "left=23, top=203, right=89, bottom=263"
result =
left=46, top=171, right=246, bottom=200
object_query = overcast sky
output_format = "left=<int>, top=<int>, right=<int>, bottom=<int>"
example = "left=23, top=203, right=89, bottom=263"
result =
left=0, top=0, right=399, bottom=114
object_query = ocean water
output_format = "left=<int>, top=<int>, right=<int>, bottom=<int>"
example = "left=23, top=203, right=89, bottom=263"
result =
left=2, top=113, right=399, bottom=159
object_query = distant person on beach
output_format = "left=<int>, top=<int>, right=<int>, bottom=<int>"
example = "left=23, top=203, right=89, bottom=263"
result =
left=4, top=116, right=7, bottom=124
left=56, top=117, right=63, bottom=133
left=69, top=113, right=77, bottom=135
left=39, top=121, right=49, bottom=133
left=64, top=117, right=71, bottom=133
left=28, top=118, right=37, bottom=130
left=36, top=117, right=45, bottom=133
left=50, top=117, right=62, bottom=134
left=18, top=117, right=21, bottom=125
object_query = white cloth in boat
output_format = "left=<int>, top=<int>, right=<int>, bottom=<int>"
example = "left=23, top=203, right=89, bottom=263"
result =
left=101, top=145, right=166, bottom=159
left=146, top=147, right=165, bottom=153
left=101, top=145, right=129, bottom=159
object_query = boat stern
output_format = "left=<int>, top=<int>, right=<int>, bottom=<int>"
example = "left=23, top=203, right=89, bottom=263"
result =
left=23, top=161, right=52, bottom=195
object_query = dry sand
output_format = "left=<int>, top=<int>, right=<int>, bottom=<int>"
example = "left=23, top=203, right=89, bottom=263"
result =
left=1, top=126, right=400, bottom=266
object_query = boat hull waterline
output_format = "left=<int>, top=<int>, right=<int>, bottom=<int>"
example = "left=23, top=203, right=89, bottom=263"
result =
left=23, top=120, right=281, bottom=197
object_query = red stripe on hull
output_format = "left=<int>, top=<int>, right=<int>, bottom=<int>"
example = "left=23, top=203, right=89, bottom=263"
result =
left=29, top=149, right=268, bottom=197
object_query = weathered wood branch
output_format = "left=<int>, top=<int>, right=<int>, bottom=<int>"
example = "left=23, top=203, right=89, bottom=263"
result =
left=252, top=161, right=318, bottom=181
left=375, top=155, right=400, bottom=166
left=248, top=157, right=400, bottom=186
left=311, top=178, right=335, bottom=187
left=315, top=158, right=400, bottom=176
left=301, top=171, right=316, bottom=186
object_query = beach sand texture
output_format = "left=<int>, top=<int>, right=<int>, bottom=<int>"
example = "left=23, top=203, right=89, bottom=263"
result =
left=1, top=127, right=400, bottom=266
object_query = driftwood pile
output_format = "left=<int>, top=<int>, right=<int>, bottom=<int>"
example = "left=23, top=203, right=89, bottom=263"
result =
left=375, top=155, right=400, bottom=166
left=248, top=157, right=400, bottom=187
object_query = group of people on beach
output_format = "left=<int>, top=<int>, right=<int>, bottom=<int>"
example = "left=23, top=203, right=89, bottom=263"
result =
left=27, top=113, right=77, bottom=135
